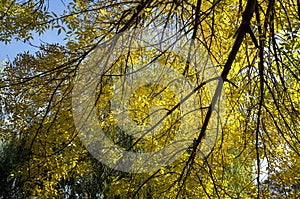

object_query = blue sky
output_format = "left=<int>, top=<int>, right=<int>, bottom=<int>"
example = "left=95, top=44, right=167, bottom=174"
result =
left=0, top=1, right=69, bottom=62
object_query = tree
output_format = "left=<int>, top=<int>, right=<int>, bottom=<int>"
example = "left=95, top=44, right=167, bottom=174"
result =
left=0, top=0, right=299, bottom=198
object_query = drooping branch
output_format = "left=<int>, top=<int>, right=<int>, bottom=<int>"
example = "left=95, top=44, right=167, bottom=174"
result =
left=180, top=0, right=257, bottom=184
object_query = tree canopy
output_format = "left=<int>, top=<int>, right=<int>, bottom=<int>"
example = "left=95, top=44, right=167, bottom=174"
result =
left=0, top=0, right=299, bottom=198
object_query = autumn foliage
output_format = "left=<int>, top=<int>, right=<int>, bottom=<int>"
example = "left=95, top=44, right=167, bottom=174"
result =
left=0, top=0, right=299, bottom=198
